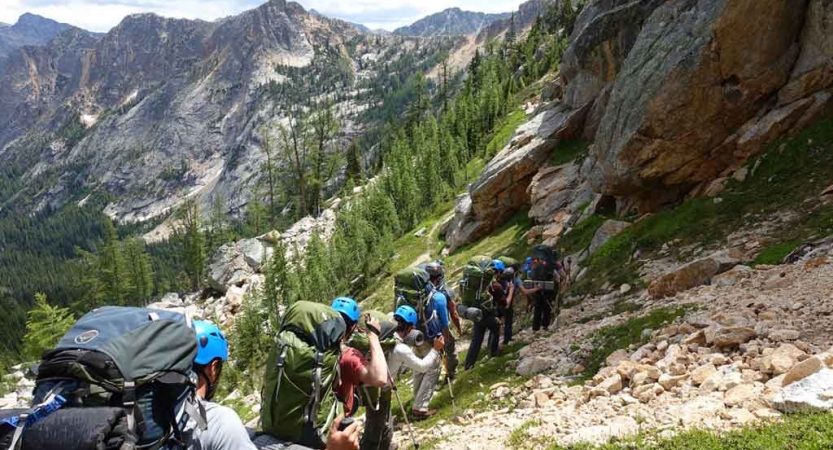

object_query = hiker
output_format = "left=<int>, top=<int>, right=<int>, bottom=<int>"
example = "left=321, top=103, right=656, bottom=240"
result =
left=410, top=291, right=449, bottom=419
left=463, top=261, right=503, bottom=370
left=425, top=261, right=461, bottom=381
left=184, top=320, right=258, bottom=450
left=527, top=246, right=567, bottom=332
left=331, top=297, right=389, bottom=416
left=362, top=306, right=444, bottom=450
left=258, top=299, right=373, bottom=450
left=491, top=260, right=514, bottom=347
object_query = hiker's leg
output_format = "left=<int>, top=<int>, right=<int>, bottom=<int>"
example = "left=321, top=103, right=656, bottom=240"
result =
left=503, top=306, right=514, bottom=344
left=532, top=296, right=543, bottom=331
left=542, top=296, right=553, bottom=330
left=253, top=435, right=316, bottom=450
left=446, top=333, right=458, bottom=379
left=487, top=317, right=500, bottom=356
left=413, top=354, right=441, bottom=411
left=360, top=388, right=392, bottom=450
left=465, top=322, right=485, bottom=370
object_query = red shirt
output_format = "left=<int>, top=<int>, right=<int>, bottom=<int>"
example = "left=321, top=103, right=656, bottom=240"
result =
left=336, top=347, right=367, bottom=414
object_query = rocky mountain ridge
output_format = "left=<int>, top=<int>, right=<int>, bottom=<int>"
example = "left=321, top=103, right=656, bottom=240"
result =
left=394, top=8, right=511, bottom=37
left=0, top=13, right=78, bottom=60
left=0, top=0, right=463, bottom=226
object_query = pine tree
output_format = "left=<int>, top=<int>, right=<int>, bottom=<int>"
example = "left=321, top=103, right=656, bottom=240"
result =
left=23, top=293, right=74, bottom=360
left=177, top=198, right=205, bottom=291
left=99, top=220, right=127, bottom=304
left=124, top=238, right=154, bottom=302
left=345, top=139, right=364, bottom=184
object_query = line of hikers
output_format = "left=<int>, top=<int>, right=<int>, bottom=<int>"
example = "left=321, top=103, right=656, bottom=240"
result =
left=0, top=244, right=567, bottom=450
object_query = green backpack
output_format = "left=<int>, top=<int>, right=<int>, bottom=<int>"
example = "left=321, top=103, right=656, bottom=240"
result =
left=394, top=266, right=432, bottom=321
left=498, top=256, right=520, bottom=270
left=345, top=310, right=398, bottom=411
left=460, top=255, right=497, bottom=312
left=261, top=301, right=347, bottom=449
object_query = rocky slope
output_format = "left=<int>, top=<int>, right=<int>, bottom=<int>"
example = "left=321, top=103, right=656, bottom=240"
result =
left=447, top=0, right=833, bottom=250
left=398, top=244, right=833, bottom=449
left=0, top=13, right=77, bottom=60
left=394, top=8, right=511, bottom=37
left=0, top=0, right=463, bottom=225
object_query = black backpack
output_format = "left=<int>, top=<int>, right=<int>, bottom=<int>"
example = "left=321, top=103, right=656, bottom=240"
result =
left=26, top=306, right=204, bottom=450
left=530, top=245, right=559, bottom=283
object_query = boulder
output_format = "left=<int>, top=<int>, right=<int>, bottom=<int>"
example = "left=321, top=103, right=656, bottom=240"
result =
left=598, top=375, right=624, bottom=395
left=769, top=329, right=801, bottom=342
left=517, top=356, right=558, bottom=376
left=658, top=373, right=688, bottom=390
left=713, top=265, right=753, bottom=286
left=590, top=0, right=807, bottom=211
left=648, top=257, right=721, bottom=298
left=207, top=243, right=256, bottom=293
left=713, top=327, right=757, bottom=348
left=527, top=159, right=596, bottom=242
left=783, top=355, right=825, bottom=387
left=723, top=383, right=757, bottom=407
left=691, top=364, right=718, bottom=386
left=446, top=104, right=589, bottom=251
left=589, top=220, right=631, bottom=254
left=774, top=368, right=833, bottom=413
left=764, top=344, right=807, bottom=375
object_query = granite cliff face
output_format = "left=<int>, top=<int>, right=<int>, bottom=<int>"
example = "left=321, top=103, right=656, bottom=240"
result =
left=0, top=0, right=462, bottom=224
left=447, top=0, right=833, bottom=250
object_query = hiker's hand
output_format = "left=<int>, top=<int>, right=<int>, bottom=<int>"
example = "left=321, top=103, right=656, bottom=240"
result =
left=433, top=335, right=445, bottom=351
left=365, top=314, right=381, bottom=337
left=329, top=415, right=359, bottom=450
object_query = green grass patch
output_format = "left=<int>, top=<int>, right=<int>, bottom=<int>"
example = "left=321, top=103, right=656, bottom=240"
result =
left=486, top=109, right=528, bottom=157
left=571, top=114, right=833, bottom=295
left=549, top=413, right=833, bottom=449
left=550, top=140, right=589, bottom=166
left=577, top=307, right=688, bottom=381
left=445, top=212, right=534, bottom=280
left=557, top=215, right=607, bottom=258
left=753, top=241, right=801, bottom=266
left=507, top=418, right=546, bottom=449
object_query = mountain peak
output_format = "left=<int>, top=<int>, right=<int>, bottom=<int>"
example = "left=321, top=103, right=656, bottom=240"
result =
left=394, top=8, right=511, bottom=37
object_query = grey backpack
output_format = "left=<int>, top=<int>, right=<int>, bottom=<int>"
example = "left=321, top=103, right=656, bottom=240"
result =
left=29, top=306, right=205, bottom=450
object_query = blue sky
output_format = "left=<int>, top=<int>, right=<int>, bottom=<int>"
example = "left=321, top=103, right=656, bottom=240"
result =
left=1, top=0, right=525, bottom=33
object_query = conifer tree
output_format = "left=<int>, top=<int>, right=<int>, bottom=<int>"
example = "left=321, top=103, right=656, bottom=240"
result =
left=124, top=238, right=154, bottom=302
left=23, top=293, right=74, bottom=360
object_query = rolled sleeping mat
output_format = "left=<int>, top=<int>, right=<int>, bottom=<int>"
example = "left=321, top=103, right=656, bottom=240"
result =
left=456, top=304, right=483, bottom=323
left=403, top=329, right=425, bottom=347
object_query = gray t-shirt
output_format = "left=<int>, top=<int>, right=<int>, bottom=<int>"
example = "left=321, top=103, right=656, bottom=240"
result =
left=184, top=402, right=257, bottom=450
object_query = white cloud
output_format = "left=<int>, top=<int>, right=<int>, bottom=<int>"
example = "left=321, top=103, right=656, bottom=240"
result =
left=1, top=0, right=525, bottom=33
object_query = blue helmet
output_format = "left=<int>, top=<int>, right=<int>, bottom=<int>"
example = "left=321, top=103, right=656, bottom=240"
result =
left=193, top=320, right=228, bottom=366
left=331, top=297, right=361, bottom=323
left=492, top=260, right=506, bottom=271
left=526, top=257, right=533, bottom=264
left=394, top=305, right=419, bottom=326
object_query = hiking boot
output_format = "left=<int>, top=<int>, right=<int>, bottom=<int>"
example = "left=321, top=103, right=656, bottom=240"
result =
left=412, top=409, right=437, bottom=420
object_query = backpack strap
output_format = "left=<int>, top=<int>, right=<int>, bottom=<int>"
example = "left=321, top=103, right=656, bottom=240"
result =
left=9, top=413, right=27, bottom=450
left=305, top=351, right=324, bottom=424
left=272, top=344, right=289, bottom=404
left=123, top=381, right=137, bottom=432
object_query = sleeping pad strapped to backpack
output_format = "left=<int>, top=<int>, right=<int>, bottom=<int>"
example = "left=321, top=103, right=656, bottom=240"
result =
left=28, top=306, right=202, bottom=450
left=261, top=301, right=347, bottom=449
left=460, top=256, right=496, bottom=313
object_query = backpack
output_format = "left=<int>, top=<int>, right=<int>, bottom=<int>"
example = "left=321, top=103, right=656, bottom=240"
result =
left=497, top=256, right=520, bottom=271
left=31, top=306, right=201, bottom=450
left=394, top=266, right=434, bottom=328
left=261, top=301, right=346, bottom=450
left=459, top=256, right=496, bottom=313
left=531, top=245, right=559, bottom=282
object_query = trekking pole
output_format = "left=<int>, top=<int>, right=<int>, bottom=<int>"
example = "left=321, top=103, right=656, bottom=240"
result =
left=442, top=351, right=457, bottom=411
left=389, top=372, right=420, bottom=450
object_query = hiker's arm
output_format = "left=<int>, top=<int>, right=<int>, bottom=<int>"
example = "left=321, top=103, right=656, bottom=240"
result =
left=506, top=282, right=515, bottom=307
left=358, top=316, right=389, bottom=388
left=396, top=342, right=440, bottom=373
left=447, top=297, right=463, bottom=335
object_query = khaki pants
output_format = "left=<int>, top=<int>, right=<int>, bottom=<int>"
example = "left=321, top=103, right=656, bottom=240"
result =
left=411, top=343, right=441, bottom=411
